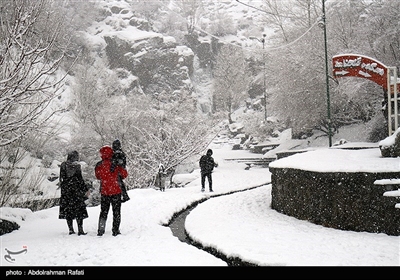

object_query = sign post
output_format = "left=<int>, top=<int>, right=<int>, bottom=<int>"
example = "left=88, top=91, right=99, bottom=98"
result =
left=332, top=54, right=400, bottom=135
left=322, top=0, right=332, bottom=147
left=332, top=54, right=388, bottom=89
left=387, top=67, right=398, bottom=135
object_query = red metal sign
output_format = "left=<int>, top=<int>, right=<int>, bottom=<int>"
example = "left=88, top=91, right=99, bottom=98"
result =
left=332, top=54, right=388, bottom=89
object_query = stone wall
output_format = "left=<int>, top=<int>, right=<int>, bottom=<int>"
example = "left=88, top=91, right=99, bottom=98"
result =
left=270, top=167, right=400, bottom=236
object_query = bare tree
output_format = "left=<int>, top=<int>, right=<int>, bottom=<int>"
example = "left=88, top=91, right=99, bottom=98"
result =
left=174, top=0, right=204, bottom=35
left=292, top=0, right=321, bottom=28
left=213, top=44, right=250, bottom=123
left=362, top=0, right=400, bottom=64
left=71, top=64, right=215, bottom=189
left=0, top=0, right=74, bottom=147
left=267, top=0, right=393, bottom=138
left=0, top=140, right=54, bottom=208
left=259, top=0, right=294, bottom=42
left=127, top=91, right=216, bottom=188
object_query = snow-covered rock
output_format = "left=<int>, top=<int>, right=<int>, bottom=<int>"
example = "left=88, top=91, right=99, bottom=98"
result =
left=379, top=127, right=400, bottom=157
left=171, top=169, right=200, bottom=188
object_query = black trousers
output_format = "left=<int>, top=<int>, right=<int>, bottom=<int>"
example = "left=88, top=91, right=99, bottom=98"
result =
left=201, top=172, right=212, bottom=190
left=98, top=194, right=121, bottom=234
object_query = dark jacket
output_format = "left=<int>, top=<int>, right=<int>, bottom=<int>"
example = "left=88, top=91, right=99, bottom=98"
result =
left=59, top=151, right=89, bottom=220
left=199, top=149, right=216, bottom=174
left=155, top=163, right=166, bottom=188
left=111, top=139, right=126, bottom=171
left=95, top=146, right=128, bottom=196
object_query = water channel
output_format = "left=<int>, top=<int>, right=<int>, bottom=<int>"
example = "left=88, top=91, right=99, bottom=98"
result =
left=166, top=185, right=267, bottom=266
left=4, top=185, right=265, bottom=266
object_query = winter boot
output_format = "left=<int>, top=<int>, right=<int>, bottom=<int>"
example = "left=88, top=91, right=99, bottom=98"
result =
left=112, top=230, right=121, bottom=236
left=97, top=217, right=106, bottom=236
left=67, top=219, right=75, bottom=235
left=77, top=219, right=87, bottom=236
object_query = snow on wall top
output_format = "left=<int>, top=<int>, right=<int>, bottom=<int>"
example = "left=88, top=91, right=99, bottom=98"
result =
left=269, top=147, right=400, bottom=173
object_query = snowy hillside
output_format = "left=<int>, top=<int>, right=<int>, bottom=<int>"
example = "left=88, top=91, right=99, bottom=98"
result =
left=0, top=0, right=386, bottom=214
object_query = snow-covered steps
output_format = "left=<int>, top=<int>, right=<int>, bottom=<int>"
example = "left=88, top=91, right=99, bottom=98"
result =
left=374, top=179, right=400, bottom=209
left=374, top=178, right=400, bottom=185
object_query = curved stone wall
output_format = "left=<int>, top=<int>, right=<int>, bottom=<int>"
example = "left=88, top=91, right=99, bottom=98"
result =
left=270, top=167, right=400, bottom=236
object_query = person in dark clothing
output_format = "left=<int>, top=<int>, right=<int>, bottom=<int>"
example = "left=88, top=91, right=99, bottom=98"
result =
left=59, top=150, right=89, bottom=236
left=95, top=145, right=128, bottom=236
left=155, top=163, right=167, bottom=191
left=111, top=139, right=130, bottom=202
left=199, top=149, right=217, bottom=192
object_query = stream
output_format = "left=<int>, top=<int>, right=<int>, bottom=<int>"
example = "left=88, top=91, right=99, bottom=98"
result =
left=4, top=185, right=264, bottom=266
left=166, top=185, right=267, bottom=266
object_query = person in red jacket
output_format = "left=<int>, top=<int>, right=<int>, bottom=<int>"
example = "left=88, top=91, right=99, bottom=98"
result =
left=95, top=145, right=128, bottom=236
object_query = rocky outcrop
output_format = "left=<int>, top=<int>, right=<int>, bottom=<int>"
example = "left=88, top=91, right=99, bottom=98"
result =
left=104, top=32, right=194, bottom=95
left=99, top=6, right=195, bottom=97
left=0, top=219, right=20, bottom=235
left=95, top=2, right=195, bottom=96
left=184, top=33, right=223, bottom=69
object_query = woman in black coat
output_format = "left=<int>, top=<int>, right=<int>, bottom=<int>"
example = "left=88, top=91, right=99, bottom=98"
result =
left=59, top=150, right=89, bottom=235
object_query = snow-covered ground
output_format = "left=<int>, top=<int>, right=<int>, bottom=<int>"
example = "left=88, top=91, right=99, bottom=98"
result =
left=1, top=140, right=399, bottom=271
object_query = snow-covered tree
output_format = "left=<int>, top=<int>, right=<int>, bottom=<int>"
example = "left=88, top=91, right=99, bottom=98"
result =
left=122, top=95, right=214, bottom=189
left=213, top=44, right=250, bottom=124
left=0, top=0, right=76, bottom=147
left=174, top=0, right=204, bottom=35
left=71, top=58, right=214, bottom=189
left=264, top=0, right=399, bottom=138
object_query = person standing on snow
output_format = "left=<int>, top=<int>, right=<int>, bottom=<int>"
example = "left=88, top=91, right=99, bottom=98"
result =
left=111, top=139, right=130, bottom=202
left=59, top=150, right=89, bottom=236
left=155, top=163, right=167, bottom=191
left=199, top=149, right=218, bottom=192
left=95, top=145, right=128, bottom=236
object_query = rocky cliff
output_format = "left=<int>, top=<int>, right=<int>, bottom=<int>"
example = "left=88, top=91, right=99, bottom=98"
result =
left=86, top=1, right=195, bottom=96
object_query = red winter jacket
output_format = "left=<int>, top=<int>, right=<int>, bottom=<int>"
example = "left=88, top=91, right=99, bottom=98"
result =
left=95, top=146, right=128, bottom=196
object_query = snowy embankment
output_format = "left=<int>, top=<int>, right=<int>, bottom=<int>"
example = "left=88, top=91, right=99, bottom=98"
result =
left=1, top=141, right=399, bottom=266
left=0, top=143, right=269, bottom=266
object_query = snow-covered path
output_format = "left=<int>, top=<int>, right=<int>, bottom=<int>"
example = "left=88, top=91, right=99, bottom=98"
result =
left=186, top=185, right=400, bottom=266
left=0, top=144, right=269, bottom=267
left=1, top=143, right=399, bottom=269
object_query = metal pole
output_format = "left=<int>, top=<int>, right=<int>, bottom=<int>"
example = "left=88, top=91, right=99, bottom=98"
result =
left=394, top=67, right=398, bottom=132
left=262, top=34, right=267, bottom=122
left=322, top=0, right=332, bottom=147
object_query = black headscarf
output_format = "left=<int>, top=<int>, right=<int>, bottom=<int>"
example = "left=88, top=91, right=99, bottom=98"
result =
left=67, top=150, right=79, bottom=162
left=112, top=139, right=122, bottom=151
